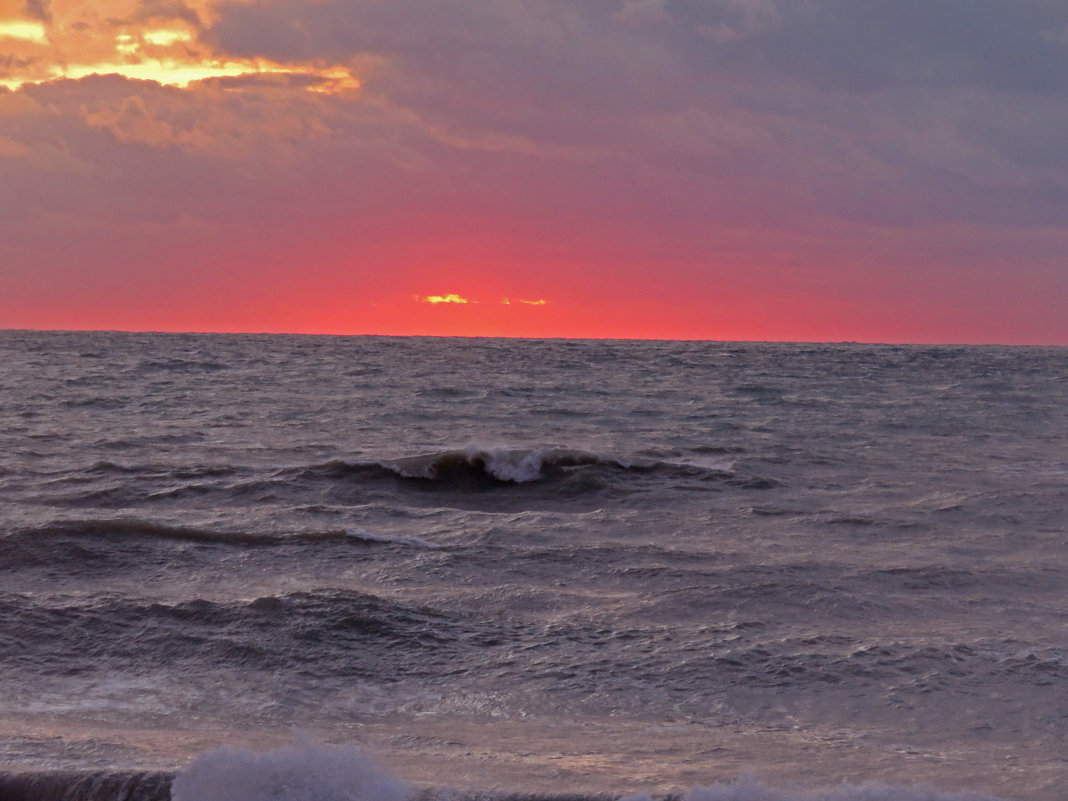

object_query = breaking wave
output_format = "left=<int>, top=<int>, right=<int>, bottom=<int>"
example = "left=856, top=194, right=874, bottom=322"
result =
left=300, top=446, right=738, bottom=488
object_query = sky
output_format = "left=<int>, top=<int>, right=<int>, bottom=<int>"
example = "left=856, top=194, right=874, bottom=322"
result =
left=2, top=0, right=1067, bottom=343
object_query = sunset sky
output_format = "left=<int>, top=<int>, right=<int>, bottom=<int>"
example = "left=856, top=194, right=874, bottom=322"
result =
left=2, top=0, right=1067, bottom=343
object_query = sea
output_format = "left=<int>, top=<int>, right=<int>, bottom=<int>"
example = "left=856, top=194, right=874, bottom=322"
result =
left=0, top=330, right=1064, bottom=801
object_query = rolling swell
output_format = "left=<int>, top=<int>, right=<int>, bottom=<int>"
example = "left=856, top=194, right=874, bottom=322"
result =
left=6, top=446, right=765, bottom=523
left=0, top=589, right=468, bottom=679
left=0, top=519, right=433, bottom=571
left=5, top=518, right=282, bottom=547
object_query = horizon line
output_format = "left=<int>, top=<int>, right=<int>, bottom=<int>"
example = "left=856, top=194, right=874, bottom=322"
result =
left=1, top=327, right=1065, bottom=349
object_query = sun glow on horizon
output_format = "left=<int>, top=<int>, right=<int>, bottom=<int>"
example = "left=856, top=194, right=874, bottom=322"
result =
left=417, top=295, right=550, bottom=307
left=143, top=29, right=194, bottom=47
left=419, top=294, right=472, bottom=305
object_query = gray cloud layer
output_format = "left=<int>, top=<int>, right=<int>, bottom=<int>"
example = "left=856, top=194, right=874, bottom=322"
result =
left=197, top=0, right=1068, bottom=226
left=205, top=0, right=1068, bottom=94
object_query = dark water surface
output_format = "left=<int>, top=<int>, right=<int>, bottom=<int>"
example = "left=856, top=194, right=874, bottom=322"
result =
left=0, top=332, right=1065, bottom=800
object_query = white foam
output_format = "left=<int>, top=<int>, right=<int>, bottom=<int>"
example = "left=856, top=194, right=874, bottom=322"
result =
left=465, top=444, right=545, bottom=483
left=171, top=738, right=413, bottom=801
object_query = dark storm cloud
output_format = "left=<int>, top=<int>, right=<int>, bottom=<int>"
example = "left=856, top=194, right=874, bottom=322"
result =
left=197, top=0, right=1068, bottom=177
left=701, top=0, right=1068, bottom=93
left=197, top=0, right=1068, bottom=218
left=23, top=0, right=52, bottom=24
left=204, top=0, right=680, bottom=118
left=203, top=0, right=1068, bottom=96
left=133, top=0, right=204, bottom=28
left=0, top=54, right=39, bottom=80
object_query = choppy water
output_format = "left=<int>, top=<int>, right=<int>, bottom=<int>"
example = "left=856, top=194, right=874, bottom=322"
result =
left=0, top=331, right=1065, bottom=801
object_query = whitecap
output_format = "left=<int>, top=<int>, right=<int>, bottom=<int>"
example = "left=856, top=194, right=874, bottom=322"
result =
left=171, top=737, right=412, bottom=801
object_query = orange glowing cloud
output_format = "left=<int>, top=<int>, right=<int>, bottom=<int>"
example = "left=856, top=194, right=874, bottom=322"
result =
left=419, top=294, right=471, bottom=305
left=0, top=20, right=46, bottom=43
left=0, top=1, right=362, bottom=92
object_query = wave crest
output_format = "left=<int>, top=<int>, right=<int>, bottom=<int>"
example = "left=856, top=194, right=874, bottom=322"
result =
left=388, top=446, right=606, bottom=484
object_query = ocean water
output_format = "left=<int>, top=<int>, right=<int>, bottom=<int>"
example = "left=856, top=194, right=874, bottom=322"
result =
left=0, top=331, right=1064, bottom=801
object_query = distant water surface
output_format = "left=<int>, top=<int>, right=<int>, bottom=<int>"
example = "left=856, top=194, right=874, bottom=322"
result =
left=0, top=331, right=1064, bottom=800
